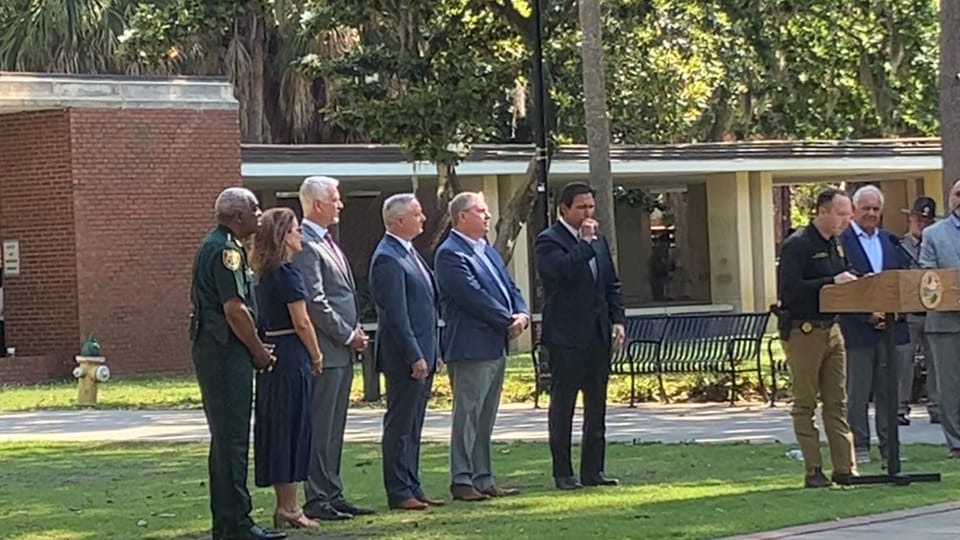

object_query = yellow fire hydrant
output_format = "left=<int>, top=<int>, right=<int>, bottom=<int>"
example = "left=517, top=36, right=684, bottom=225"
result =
left=73, top=356, right=110, bottom=407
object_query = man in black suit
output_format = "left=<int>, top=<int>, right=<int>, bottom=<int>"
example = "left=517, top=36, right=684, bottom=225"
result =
left=535, top=181, right=626, bottom=490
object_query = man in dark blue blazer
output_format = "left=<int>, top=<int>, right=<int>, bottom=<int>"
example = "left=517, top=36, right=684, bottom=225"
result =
left=535, top=182, right=626, bottom=490
left=838, top=185, right=909, bottom=465
left=435, top=192, right=529, bottom=502
left=368, top=193, right=444, bottom=511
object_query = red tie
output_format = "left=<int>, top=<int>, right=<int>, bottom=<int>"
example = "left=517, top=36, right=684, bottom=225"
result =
left=324, top=233, right=349, bottom=275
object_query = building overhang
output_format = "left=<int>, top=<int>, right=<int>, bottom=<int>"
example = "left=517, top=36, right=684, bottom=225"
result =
left=241, top=139, right=942, bottom=185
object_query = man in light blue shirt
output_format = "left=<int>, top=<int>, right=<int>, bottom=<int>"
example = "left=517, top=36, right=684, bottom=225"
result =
left=838, top=185, right=910, bottom=465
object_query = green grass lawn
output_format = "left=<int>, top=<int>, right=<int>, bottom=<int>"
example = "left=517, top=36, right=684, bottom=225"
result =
left=0, top=441, right=956, bottom=540
left=0, top=351, right=789, bottom=412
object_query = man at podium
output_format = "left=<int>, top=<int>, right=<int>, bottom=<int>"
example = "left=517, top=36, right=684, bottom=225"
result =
left=777, top=188, right=858, bottom=488
left=918, top=179, right=960, bottom=459
left=838, top=185, right=909, bottom=466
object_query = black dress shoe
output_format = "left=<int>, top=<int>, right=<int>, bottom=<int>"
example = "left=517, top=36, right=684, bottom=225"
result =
left=898, top=414, right=911, bottom=426
left=582, top=472, right=620, bottom=486
left=303, top=503, right=353, bottom=521
left=221, top=524, right=287, bottom=540
left=331, top=500, right=376, bottom=516
left=831, top=470, right=859, bottom=485
left=554, top=476, right=583, bottom=490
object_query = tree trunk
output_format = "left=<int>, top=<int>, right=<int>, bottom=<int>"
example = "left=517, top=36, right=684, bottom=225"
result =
left=246, top=14, right=266, bottom=143
left=494, top=156, right=541, bottom=264
left=942, top=0, right=960, bottom=198
left=578, top=0, right=617, bottom=262
left=426, top=162, right=463, bottom=255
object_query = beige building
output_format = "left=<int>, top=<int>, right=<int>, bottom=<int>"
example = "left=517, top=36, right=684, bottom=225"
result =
left=242, top=140, right=944, bottom=333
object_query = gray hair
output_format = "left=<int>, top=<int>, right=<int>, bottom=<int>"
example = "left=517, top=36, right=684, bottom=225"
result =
left=299, top=175, right=339, bottom=211
left=852, top=185, right=884, bottom=208
left=448, top=192, right=483, bottom=225
left=382, top=193, right=418, bottom=226
left=214, top=187, right=258, bottom=220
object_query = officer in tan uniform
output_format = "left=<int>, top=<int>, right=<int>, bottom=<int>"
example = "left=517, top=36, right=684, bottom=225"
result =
left=776, top=188, right=859, bottom=488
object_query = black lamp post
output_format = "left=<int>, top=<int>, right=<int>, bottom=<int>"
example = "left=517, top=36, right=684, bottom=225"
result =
left=531, top=0, right=550, bottom=230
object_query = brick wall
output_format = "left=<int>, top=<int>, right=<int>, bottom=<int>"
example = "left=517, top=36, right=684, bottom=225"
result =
left=69, top=108, right=241, bottom=376
left=0, top=110, right=79, bottom=380
left=0, top=355, right=67, bottom=385
left=0, top=107, right=241, bottom=384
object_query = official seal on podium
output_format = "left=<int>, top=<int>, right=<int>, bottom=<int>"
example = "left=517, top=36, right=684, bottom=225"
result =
left=919, top=270, right=943, bottom=310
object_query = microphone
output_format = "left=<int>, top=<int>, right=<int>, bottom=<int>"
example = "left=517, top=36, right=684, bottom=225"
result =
left=888, top=235, right=921, bottom=269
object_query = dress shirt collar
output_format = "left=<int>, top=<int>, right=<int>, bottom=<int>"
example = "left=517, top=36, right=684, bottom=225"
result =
left=386, top=231, right=414, bottom=252
left=302, top=218, right=328, bottom=239
left=451, top=229, right=486, bottom=254
left=558, top=217, right=580, bottom=240
left=850, top=220, right=878, bottom=239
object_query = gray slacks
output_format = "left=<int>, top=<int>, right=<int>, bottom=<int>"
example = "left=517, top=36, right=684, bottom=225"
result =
left=926, top=333, right=960, bottom=450
left=846, top=343, right=894, bottom=455
left=898, top=316, right=938, bottom=417
left=304, top=365, right=353, bottom=509
left=448, top=357, right=506, bottom=489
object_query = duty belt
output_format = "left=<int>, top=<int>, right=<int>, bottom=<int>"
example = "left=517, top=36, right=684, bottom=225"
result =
left=790, top=318, right=836, bottom=332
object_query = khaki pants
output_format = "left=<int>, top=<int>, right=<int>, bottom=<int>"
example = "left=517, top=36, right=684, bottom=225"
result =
left=785, top=324, right=856, bottom=474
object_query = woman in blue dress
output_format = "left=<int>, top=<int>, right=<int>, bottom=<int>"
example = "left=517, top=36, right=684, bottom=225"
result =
left=249, top=207, right=324, bottom=530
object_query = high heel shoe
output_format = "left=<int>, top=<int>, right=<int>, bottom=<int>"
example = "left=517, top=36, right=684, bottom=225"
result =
left=273, top=509, right=319, bottom=529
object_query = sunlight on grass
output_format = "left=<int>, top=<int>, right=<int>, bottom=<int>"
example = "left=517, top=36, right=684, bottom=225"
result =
left=0, top=350, right=791, bottom=412
left=0, top=440, right=957, bottom=540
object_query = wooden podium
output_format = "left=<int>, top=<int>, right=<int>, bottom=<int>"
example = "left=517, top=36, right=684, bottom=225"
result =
left=820, top=268, right=960, bottom=485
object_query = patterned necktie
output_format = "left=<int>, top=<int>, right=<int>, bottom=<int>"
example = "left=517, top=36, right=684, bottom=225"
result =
left=409, top=246, right=432, bottom=285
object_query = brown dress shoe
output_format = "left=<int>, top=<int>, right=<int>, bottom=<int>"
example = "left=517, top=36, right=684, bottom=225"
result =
left=450, top=485, right=490, bottom=501
left=417, top=494, right=446, bottom=507
left=390, top=497, right=428, bottom=511
left=479, top=486, right=520, bottom=497
left=804, top=468, right=831, bottom=488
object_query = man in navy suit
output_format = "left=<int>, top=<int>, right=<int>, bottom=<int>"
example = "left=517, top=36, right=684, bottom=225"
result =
left=435, top=192, right=529, bottom=502
left=838, top=184, right=909, bottom=465
left=369, top=193, right=445, bottom=511
left=535, top=182, right=626, bottom=490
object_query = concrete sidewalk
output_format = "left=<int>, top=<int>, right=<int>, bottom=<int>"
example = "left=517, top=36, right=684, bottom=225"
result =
left=723, top=502, right=960, bottom=539
left=0, top=402, right=947, bottom=445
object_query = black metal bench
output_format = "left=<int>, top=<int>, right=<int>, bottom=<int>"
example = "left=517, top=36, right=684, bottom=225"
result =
left=532, top=312, right=771, bottom=408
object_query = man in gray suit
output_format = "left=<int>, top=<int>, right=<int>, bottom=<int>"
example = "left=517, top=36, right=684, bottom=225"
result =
left=292, top=176, right=375, bottom=519
left=919, top=178, right=960, bottom=459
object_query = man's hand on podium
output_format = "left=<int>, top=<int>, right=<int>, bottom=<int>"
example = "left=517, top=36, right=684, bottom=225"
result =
left=834, top=271, right=858, bottom=284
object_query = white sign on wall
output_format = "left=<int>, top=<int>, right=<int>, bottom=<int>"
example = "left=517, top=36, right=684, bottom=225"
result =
left=3, top=240, right=20, bottom=276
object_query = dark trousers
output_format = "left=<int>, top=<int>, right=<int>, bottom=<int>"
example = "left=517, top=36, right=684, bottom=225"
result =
left=547, top=336, right=610, bottom=479
left=304, top=365, right=354, bottom=510
left=192, top=340, right=254, bottom=536
left=382, top=371, right=433, bottom=505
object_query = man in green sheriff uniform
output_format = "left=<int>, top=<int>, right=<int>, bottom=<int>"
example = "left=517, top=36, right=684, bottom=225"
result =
left=190, top=187, right=285, bottom=540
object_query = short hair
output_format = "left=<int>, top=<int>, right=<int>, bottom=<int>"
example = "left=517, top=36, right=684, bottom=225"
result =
left=448, top=192, right=482, bottom=225
left=299, top=176, right=339, bottom=211
left=852, top=184, right=884, bottom=208
left=558, top=182, right=596, bottom=208
left=814, top=188, right=850, bottom=212
left=214, top=187, right=258, bottom=221
left=382, top=193, right=418, bottom=226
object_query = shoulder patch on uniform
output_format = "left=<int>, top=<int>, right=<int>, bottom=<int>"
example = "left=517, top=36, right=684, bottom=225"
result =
left=222, top=249, right=242, bottom=271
